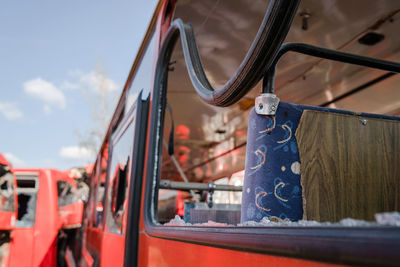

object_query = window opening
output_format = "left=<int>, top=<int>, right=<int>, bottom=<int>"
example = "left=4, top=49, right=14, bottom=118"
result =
left=110, top=158, right=129, bottom=228
left=15, top=174, right=39, bottom=228
left=154, top=37, right=247, bottom=226
left=94, top=144, right=109, bottom=228
left=152, top=20, right=400, bottom=228
left=105, top=113, right=136, bottom=234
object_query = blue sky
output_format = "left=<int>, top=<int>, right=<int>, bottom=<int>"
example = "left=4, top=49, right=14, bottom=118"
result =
left=0, top=1, right=158, bottom=169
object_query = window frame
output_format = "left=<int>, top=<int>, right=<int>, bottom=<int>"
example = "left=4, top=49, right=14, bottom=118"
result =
left=103, top=100, right=138, bottom=235
left=93, top=144, right=109, bottom=229
left=142, top=32, right=400, bottom=266
left=14, top=172, right=39, bottom=228
left=123, top=92, right=149, bottom=267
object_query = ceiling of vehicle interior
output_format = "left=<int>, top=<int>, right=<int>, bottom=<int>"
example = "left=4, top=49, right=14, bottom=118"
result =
left=160, top=0, right=400, bottom=182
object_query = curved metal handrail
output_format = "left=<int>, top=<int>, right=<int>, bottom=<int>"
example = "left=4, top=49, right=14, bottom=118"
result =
left=155, top=0, right=301, bottom=107
left=263, top=42, right=400, bottom=94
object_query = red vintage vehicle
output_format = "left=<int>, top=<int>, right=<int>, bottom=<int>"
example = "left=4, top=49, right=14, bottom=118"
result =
left=79, top=0, right=400, bottom=266
left=0, top=154, right=18, bottom=267
left=7, top=169, right=83, bottom=267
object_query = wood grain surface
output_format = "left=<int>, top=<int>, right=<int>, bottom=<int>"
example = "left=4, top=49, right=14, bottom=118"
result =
left=296, top=110, right=400, bottom=222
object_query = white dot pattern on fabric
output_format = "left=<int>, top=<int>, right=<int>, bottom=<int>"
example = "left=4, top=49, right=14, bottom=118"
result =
left=291, top=161, right=300, bottom=174
left=281, top=166, right=286, bottom=172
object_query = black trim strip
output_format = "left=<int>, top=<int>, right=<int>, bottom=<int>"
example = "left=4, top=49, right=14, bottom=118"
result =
left=124, top=93, right=149, bottom=267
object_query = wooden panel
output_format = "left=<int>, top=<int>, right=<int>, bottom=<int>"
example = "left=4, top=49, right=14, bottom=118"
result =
left=296, top=110, right=400, bottom=222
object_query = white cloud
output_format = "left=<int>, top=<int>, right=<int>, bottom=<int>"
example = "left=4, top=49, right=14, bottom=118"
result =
left=59, top=146, right=94, bottom=162
left=80, top=70, right=119, bottom=93
left=4, top=152, right=24, bottom=167
left=0, top=102, right=23, bottom=120
left=23, top=78, right=66, bottom=109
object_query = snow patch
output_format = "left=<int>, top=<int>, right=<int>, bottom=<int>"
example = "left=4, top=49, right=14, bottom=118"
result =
left=164, top=215, right=229, bottom=227
left=375, top=212, right=400, bottom=226
left=164, top=212, right=400, bottom=227
left=164, top=215, right=189, bottom=226
left=239, top=213, right=400, bottom=227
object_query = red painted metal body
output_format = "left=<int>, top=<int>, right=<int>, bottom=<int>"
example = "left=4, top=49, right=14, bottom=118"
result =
left=0, top=154, right=17, bottom=230
left=79, top=1, right=342, bottom=266
left=137, top=233, right=340, bottom=267
left=0, top=154, right=18, bottom=267
left=0, top=212, right=15, bottom=231
left=139, top=3, right=335, bottom=266
left=8, top=169, right=83, bottom=267
left=0, top=155, right=8, bottom=166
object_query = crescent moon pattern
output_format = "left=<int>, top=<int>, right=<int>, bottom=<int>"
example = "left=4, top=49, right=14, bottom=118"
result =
left=277, top=124, right=292, bottom=144
left=250, top=149, right=266, bottom=170
left=259, top=115, right=276, bottom=133
left=255, top=191, right=271, bottom=212
left=274, top=182, right=288, bottom=202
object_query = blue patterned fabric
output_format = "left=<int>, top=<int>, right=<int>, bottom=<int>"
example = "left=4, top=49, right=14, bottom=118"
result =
left=240, top=101, right=400, bottom=223
left=241, top=102, right=303, bottom=222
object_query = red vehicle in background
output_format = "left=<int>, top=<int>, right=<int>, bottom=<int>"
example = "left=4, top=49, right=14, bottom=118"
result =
left=0, top=154, right=18, bottom=267
left=7, top=169, right=83, bottom=267
left=78, top=0, right=400, bottom=266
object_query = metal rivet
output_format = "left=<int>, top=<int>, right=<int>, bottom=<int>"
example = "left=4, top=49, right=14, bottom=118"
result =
left=361, top=119, right=367, bottom=125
